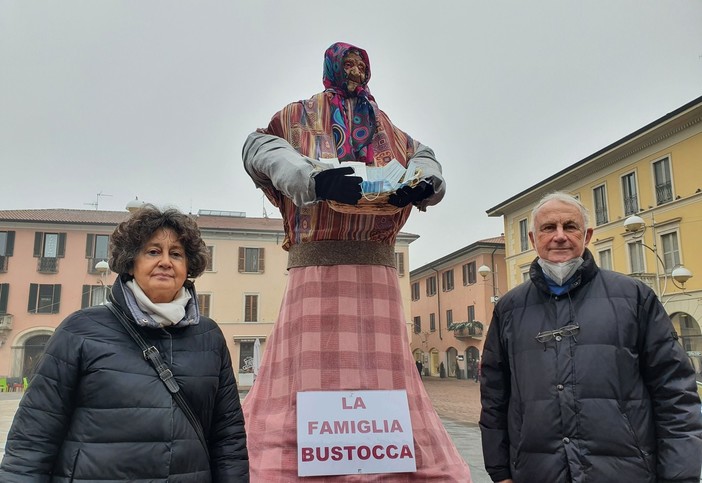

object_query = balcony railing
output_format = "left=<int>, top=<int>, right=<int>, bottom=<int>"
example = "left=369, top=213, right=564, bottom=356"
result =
left=37, top=257, right=59, bottom=273
left=449, top=321, right=484, bottom=339
left=628, top=272, right=657, bottom=290
left=623, top=196, right=639, bottom=216
left=656, top=182, right=673, bottom=205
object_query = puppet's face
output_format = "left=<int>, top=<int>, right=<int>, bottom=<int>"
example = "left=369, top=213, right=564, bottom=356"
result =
left=343, top=52, right=367, bottom=92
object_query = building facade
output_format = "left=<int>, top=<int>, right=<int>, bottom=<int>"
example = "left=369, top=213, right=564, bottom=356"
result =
left=487, top=95, right=702, bottom=379
left=409, top=237, right=505, bottom=379
left=0, top=209, right=417, bottom=387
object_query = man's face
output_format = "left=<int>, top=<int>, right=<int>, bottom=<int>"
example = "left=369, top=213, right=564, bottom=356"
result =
left=343, top=51, right=367, bottom=92
left=529, top=200, right=593, bottom=263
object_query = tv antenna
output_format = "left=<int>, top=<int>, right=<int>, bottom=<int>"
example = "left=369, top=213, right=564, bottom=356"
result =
left=84, top=191, right=113, bottom=210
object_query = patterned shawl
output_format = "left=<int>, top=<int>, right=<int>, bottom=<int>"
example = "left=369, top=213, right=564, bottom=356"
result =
left=322, top=42, right=377, bottom=163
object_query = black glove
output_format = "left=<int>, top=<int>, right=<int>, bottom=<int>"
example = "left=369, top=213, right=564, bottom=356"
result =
left=313, top=167, right=363, bottom=205
left=388, top=181, right=434, bottom=208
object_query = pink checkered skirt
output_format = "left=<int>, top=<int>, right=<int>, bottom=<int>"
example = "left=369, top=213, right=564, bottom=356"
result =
left=242, top=264, right=472, bottom=482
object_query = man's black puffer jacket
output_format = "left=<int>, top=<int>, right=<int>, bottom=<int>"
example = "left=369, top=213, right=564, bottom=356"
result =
left=0, top=280, right=249, bottom=482
left=480, top=249, right=702, bottom=483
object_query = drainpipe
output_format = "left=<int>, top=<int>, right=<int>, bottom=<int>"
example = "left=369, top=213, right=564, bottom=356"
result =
left=490, top=246, right=498, bottom=301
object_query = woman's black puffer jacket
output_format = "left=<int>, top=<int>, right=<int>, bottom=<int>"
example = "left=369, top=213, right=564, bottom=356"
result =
left=0, top=281, right=248, bottom=482
left=480, top=249, right=702, bottom=483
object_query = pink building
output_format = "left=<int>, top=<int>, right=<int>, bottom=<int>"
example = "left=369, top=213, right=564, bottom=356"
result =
left=410, top=237, right=505, bottom=379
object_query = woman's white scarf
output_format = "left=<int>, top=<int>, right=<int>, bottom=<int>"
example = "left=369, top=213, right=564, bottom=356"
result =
left=126, top=280, right=191, bottom=327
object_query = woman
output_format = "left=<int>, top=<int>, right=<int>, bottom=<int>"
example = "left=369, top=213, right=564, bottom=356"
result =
left=0, top=206, right=249, bottom=482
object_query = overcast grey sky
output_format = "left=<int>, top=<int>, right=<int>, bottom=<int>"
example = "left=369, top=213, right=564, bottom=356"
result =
left=2, top=1, right=701, bottom=269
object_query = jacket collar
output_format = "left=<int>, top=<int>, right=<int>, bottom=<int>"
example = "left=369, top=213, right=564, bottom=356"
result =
left=530, top=248, right=598, bottom=295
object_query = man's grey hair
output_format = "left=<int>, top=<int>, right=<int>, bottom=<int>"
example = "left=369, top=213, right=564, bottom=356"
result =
left=530, top=191, right=590, bottom=233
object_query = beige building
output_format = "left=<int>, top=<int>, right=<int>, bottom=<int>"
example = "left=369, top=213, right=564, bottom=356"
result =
left=409, top=237, right=505, bottom=379
left=487, top=95, right=702, bottom=379
left=0, top=209, right=417, bottom=386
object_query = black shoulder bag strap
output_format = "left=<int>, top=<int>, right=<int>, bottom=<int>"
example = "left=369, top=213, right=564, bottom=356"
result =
left=105, top=301, right=210, bottom=462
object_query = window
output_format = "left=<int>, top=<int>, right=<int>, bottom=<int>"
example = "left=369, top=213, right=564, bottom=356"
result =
left=413, top=316, right=422, bottom=334
left=442, top=269, right=454, bottom=291
left=28, top=284, right=61, bottom=314
left=0, top=231, right=15, bottom=272
left=621, top=172, right=639, bottom=216
left=593, top=185, right=608, bottom=225
left=467, top=305, right=475, bottom=322
left=395, top=252, right=405, bottom=277
left=429, top=313, right=436, bottom=332
left=238, top=341, right=254, bottom=374
left=628, top=241, right=645, bottom=274
left=462, top=262, right=476, bottom=285
left=598, top=249, right=613, bottom=271
left=653, top=157, right=673, bottom=205
left=85, top=234, right=110, bottom=273
left=205, top=246, right=214, bottom=271
left=198, top=293, right=211, bottom=317
left=81, top=285, right=107, bottom=308
left=519, top=219, right=529, bottom=252
left=660, top=232, right=680, bottom=274
left=411, top=282, right=420, bottom=301
left=446, top=309, right=453, bottom=328
left=238, top=247, right=264, bottom=273
left=522, top=271, right=530, bottom=283
left=34, top=232, right=66, bottom=273
left=0, top=284, right=9, bottom=314
left=426, top=276, right=437, bottom=296
left=244, top=294, right=259, bottom=322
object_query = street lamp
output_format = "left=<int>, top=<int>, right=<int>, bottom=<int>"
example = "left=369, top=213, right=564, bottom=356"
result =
left=623, top=214, right=693, bottom=299
left=94, top=260, right=110, bottom=305
left=126, top=197, right=146, bottom=212
left=478, top=264, right=500, bottom=303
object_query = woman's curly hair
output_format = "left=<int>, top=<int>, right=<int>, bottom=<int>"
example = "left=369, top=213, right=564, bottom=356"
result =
left=109, top=205, right=210, bottom=279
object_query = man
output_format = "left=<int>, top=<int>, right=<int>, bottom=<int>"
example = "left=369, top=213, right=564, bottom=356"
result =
left=480, top=191, right=702, bottom=483
left=241, top=42, right=471, bottom=481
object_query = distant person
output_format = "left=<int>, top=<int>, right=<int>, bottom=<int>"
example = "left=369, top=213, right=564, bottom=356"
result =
left=479, top=191, right=702, bottom=483
left=416, top=359, right=424, bottom=377
left=241, top=42, right=471, bottom=480
left=0, top=206, right=249, bottom=482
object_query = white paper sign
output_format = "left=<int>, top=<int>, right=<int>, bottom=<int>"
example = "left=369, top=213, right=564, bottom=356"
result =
left=297, top=390, right=416, bottom=477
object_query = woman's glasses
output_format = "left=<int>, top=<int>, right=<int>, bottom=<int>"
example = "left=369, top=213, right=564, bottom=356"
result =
left=535, top=324, right=580, bottom=349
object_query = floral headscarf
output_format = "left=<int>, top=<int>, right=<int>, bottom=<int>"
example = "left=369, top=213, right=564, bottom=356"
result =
left=322, top=42, right=377, bottom=164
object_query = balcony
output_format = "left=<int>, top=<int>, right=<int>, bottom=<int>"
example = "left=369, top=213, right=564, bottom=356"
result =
left=0, top=314, right=12, bottom=331
left=628, top=272, right=657, bottom=291
left=37, top=257, right=59, bottom=273
left=449, top=321, right=484, bottom=339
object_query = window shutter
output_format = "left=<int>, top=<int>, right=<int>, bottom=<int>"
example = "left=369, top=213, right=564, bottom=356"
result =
left=245, top=295, right=251, bottom=320
left=258, top=248, right=265, bottom=272
left=5, top=232, right=14, bottom=256
left=85, top=234, right=95, bottom=258
left=57, top=233, right=66, bottom=258
left=81, top=285, right=90, bottom=309
left=396, top=253, right=404, bottom=276
left=34, top=233, right=43, bottom=257
left=238, top=247, right=245, bottom=272
left=52, top=285, right=61, bottom=313
left=0, top=284, right=8, bottom=313
left=252, top=295, right=258, bottom=321
left=28, top=283, right=38, bottom=313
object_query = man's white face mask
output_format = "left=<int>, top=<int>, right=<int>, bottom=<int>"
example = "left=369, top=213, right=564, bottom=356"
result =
left=538, top=257, right=584, bottom=286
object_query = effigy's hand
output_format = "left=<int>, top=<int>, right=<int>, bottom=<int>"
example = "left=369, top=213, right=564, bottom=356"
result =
left=313, top=167, right=363, bottom=205
left=388, top=181, right=434, bottom=208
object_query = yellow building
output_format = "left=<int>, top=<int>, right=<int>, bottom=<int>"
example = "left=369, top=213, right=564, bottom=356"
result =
left=409, top=237, right=505, bottom=379
left=487, top=95, right=702, bottom=378
left=0, top=209, right=417, bottom=386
